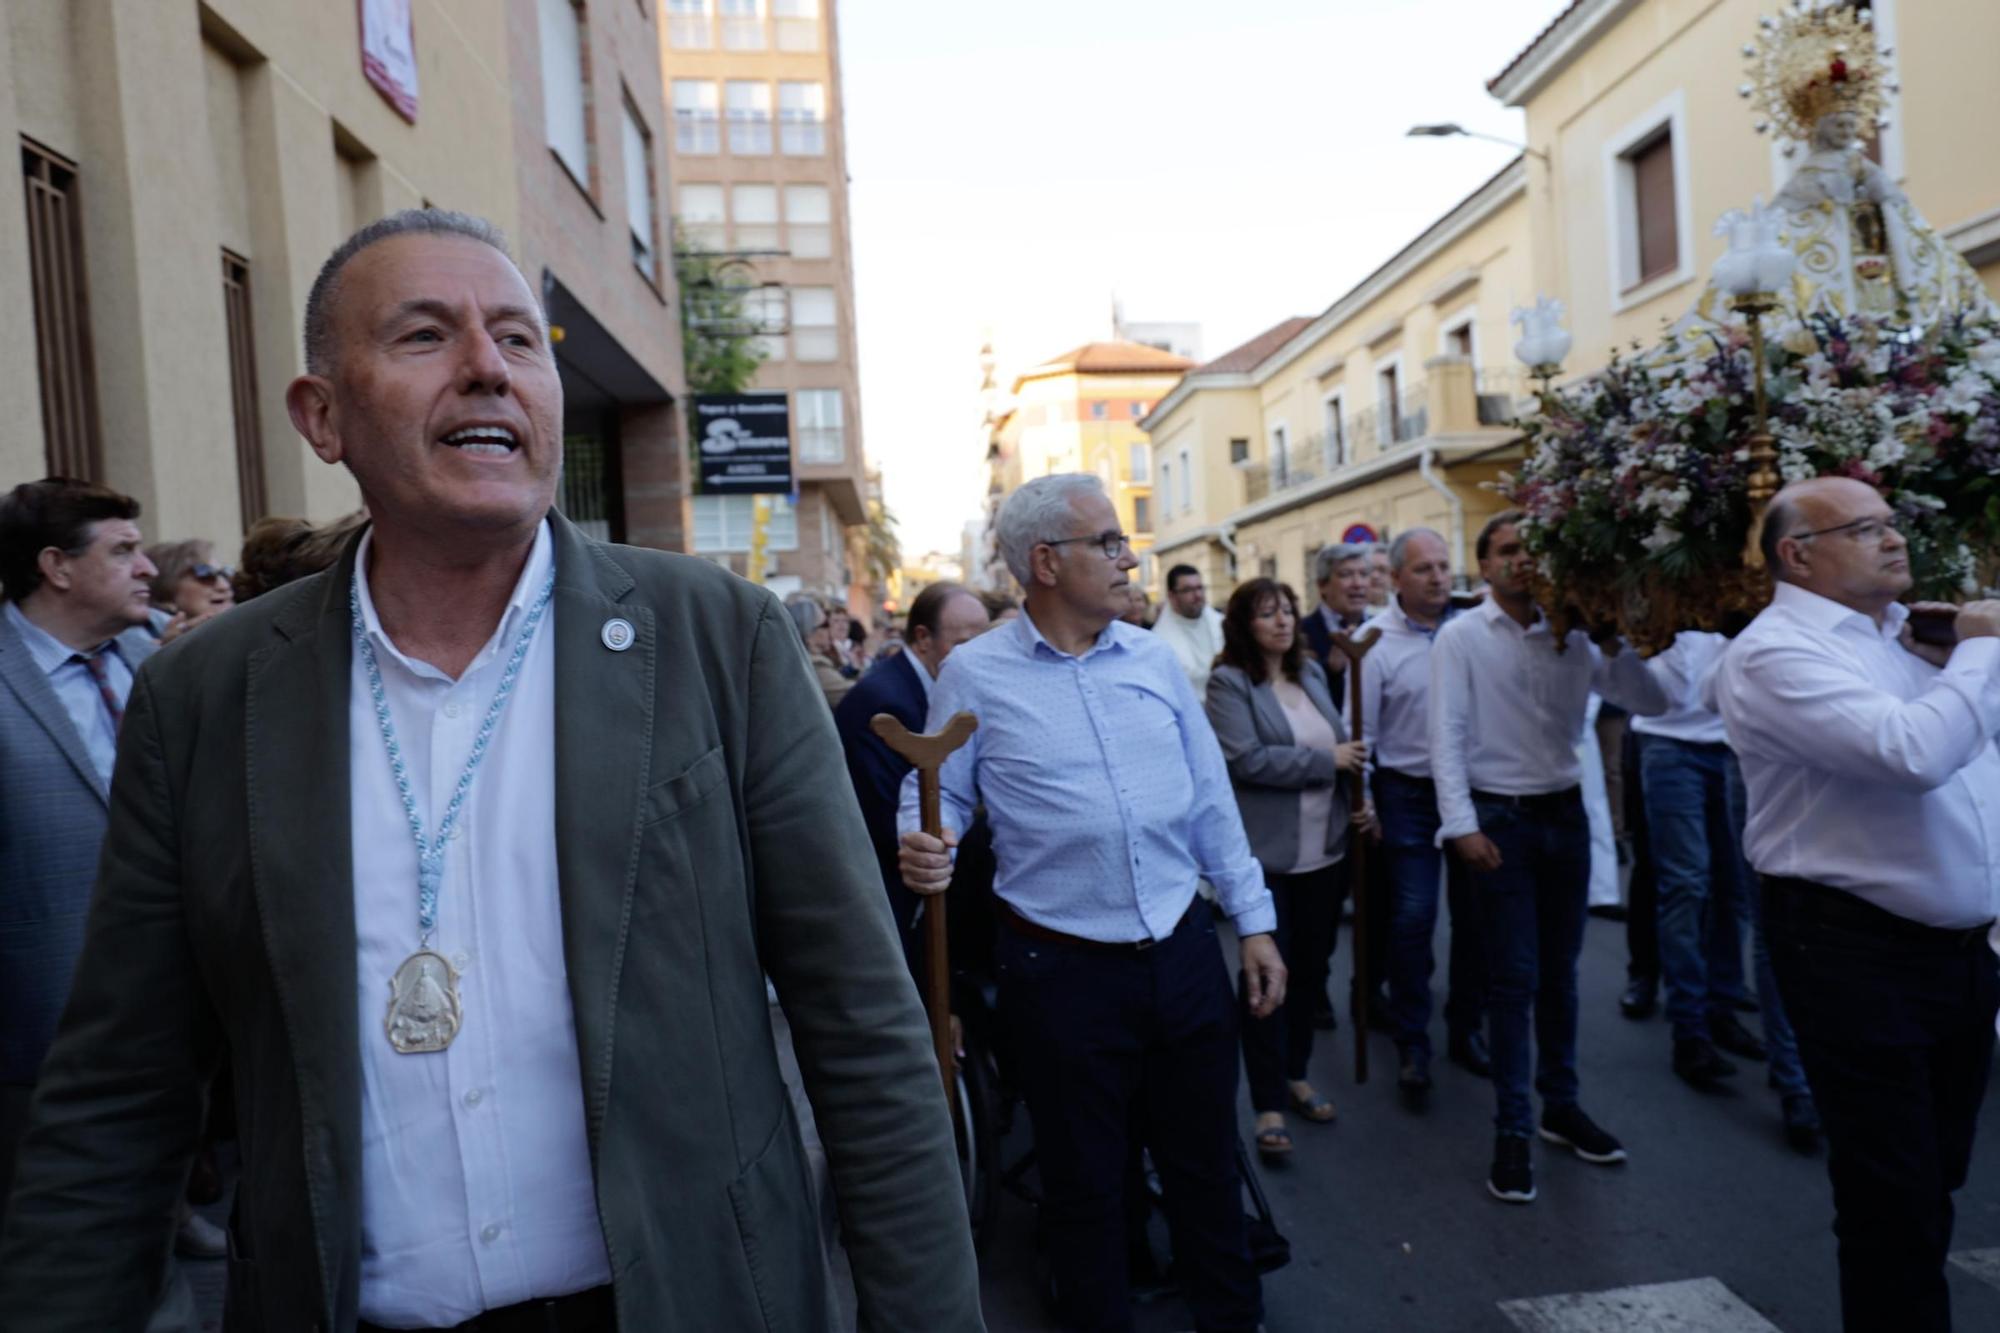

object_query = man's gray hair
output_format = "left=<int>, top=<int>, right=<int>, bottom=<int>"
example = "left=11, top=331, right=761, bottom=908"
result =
left=1312, top=542, right=1370, bottom=586
left=303, top=208, right=519, bottom=376
left=996, top=473, right=1107, bottom=584
left=1388, top=527, right=1447, bottom=574
left=784, top=597, right=825, bottom=643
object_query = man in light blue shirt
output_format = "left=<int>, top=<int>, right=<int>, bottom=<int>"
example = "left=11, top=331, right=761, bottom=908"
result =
left=900, top=473, right=1281, bottom=1333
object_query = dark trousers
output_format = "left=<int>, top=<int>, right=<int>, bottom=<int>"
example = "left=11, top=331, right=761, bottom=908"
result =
left=1377, top=770, right=1485, bottom=1057
left=1621, top=726, right=1659, bottom=983
left=1467, top=790, right=1592, bottom=1138
left=1637, top=735, right=1751, bottom=1041
left=1240, top=861, right=1345, bottom=1112
left=1763, top=877, right=1998, bottom=1333
left=998, top=896, right=1261, bottom=1333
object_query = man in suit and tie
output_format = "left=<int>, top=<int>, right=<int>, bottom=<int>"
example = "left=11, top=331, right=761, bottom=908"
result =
left=834, top=580, right=990, bottom=966
left=0, top=478, right=160, bottom=1210
left=0, top=209, right=981, bottom=1332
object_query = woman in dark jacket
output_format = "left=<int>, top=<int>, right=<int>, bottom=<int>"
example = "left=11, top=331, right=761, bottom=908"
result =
left=1205, top=578, right=1369, bottom=1159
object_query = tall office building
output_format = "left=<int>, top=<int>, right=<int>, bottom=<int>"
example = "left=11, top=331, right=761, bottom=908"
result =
left=660, top=0, right=869, bottom=608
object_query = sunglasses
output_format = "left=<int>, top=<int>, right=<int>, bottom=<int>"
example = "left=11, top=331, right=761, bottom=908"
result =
left=190, top=563, right=236, bottom=583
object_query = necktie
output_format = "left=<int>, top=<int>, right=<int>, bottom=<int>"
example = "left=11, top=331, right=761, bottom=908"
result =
left=72, top=648, right=124, bottom=734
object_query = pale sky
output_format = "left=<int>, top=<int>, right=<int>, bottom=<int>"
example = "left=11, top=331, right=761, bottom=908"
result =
left=839, top=0, right=1560, bottom=557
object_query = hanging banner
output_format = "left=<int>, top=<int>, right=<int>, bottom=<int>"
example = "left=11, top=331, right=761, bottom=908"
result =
left=696, top=393, right=793, bottom=493
left=360, top=0, right=420, bottom=123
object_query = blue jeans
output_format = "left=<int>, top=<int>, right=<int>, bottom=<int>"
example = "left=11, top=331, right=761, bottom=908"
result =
left=1466, top=789, right=1591, bottom=1138
left=1638, top=735, right=1751, bottom=1041
left=1726, top=760, right=1810, bottom=1099
left=1378, top=770, right=1485, bottom=1057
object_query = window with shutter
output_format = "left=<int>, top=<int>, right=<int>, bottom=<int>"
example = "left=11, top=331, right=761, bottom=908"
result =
left=221, top=251, right=266, bottom=527
left=22, top=139, right=102, bottom=480
left=1630, top=131, right=1678, bottom=286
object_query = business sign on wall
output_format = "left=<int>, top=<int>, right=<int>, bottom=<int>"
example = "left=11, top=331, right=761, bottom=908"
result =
left=695, top=393, right=793, bottom=494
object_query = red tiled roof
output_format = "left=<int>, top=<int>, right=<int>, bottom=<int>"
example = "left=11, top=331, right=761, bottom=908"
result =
left=1021, top=340, right=1196, bottom=380
left=1192, top=316, right=1315, bottom=376
left=1488, top=0, right=1585, bottom=93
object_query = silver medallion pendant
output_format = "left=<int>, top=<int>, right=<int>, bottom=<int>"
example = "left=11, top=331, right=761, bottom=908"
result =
left=384, top=949, right=463, bottom=1054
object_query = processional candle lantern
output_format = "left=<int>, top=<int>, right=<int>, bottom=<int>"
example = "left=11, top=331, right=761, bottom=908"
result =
left=1510, top=297, right=1572, bottom=407
left=1713, top=199, right=1798, bottom=561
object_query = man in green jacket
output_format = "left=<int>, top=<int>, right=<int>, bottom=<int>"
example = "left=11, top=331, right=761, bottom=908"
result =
left=0, top=209, right=982, bottom=1333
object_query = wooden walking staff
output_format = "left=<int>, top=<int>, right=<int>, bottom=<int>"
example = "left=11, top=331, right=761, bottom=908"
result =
left=872, top=711, right=979, bottom=1100
left=1328, top=626, right=1382, bottom=1085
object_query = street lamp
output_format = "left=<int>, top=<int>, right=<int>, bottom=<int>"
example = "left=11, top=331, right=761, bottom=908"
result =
left=1406, top=123, right=1548, bottom=163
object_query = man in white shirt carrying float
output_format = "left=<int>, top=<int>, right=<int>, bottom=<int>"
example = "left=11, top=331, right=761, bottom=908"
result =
left=1716, top=475, right=2000, bottom=1333
left=1429, top=510, right=1669, bottom=1205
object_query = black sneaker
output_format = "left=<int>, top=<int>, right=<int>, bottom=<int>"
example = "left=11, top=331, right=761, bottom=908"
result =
left=1619, top=976, right=1657, bottom=1020
left=1710, top=1011, right=1767, bottom=1061
left=1487, top=1133, right=1536, bottom=1203
left=1673, top=1038, right=1739, bottom=1089
left=1539, top=1104, right=1628, bottom=1165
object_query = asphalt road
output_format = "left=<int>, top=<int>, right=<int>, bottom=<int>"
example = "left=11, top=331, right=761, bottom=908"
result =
left=171, top=910, right=2000, bottom=1332
left=971, top=910, right=2000, bottom=1333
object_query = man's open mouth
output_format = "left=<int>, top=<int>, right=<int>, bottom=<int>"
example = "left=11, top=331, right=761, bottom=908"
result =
left=439, top=425, right=520, bottom=457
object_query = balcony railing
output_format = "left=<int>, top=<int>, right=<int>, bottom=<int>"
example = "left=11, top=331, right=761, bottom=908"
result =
left=1237, top=365, right=1515, bottom=506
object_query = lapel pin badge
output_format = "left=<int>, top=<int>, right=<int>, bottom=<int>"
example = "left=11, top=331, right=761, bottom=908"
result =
left=600, top=617, right=635, bottom=652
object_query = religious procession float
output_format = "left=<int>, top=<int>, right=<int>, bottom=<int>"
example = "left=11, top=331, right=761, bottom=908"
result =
left=1501, top=3, right=2000, bottom=654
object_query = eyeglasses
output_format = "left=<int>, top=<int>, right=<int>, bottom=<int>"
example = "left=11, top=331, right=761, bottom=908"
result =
left=190, top=563, right=236, bottom=582
left=1789, top=515, right=1900, bottom=547
left=1043, top=531, right=1131, bottom=560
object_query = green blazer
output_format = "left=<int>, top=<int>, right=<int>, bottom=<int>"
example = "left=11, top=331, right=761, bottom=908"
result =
left=0, top=516, right=983, bottom=1332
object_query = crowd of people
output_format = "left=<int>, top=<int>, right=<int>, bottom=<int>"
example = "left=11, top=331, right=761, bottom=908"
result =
left=0, top=207, right=1995, bottom=1333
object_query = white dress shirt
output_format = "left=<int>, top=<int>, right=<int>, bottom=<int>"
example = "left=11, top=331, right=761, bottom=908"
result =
left=349, top=522, right=612, bottom=1327
left=1427, top=597, right=1669, bottom=842
left=1631, top=631, right=1730, bottom=745
left=3, top=600, right=134, bottom=789
left=1354, top=596, right=1461, bottom=777
left=1152, top=604, right=1225, bottom=696
left=1715, top=581, right=2000, bottom=929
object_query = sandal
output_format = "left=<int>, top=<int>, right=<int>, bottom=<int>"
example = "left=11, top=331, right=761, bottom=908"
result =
left=1289, top=1087, right=1337, bottom=1123
left=1254, top=1122, right=1294, bottom=1160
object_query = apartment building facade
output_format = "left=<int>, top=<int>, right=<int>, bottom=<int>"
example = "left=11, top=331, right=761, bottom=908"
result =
left=3, top=0, right=689, bottom=556
left=1144, top=163, right=1530, bottom=604
left=980, top=340, right=1192, bottom=593
left=659, top=0, right=869, bottom=607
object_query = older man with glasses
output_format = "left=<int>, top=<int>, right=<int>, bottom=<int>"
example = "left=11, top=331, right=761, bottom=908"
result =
left=900, top=473, right=1282, bottom=1333
left=1718, top=475, right=2000, bottom=1333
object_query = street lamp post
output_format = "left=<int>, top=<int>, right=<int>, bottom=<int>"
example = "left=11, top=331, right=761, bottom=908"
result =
left=1406, top=123, right=1548, bottom=163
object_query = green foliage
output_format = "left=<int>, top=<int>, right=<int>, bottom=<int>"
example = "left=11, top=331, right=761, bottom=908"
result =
left=673, top=231, right=770, bottom=398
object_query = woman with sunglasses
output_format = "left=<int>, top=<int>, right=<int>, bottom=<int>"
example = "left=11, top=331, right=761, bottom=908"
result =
left=1205, top=577, right=1370, bottom=1160
left=145, top=539, right=236, bottom=643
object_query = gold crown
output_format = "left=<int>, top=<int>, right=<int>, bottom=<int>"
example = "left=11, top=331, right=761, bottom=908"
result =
left=1739, top=5, right=1891, bottom=144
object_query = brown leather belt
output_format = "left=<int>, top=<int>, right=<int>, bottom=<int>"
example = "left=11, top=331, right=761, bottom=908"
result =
left=997, top=897, right=1189, bottom=953
left=358, top=1285, right=613, bottom=1333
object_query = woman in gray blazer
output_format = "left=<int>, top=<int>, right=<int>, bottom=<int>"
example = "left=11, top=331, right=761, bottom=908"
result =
left=1205, top=577, right=1369, bottom=1160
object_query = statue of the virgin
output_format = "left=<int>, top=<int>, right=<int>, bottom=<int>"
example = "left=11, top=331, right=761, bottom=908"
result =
left=1693, top=6, right=1992, bottom=329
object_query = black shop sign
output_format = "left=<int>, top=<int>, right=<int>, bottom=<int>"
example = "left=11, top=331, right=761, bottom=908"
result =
left=695, top=393, right=792, bottom=494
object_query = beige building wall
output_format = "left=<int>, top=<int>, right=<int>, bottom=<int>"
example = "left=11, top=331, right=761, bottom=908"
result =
left=5, top=0, right=533, bottom=550
left=1144, top=167, right=1531, bottom=605
left=661, top=0, right=868, bottom=601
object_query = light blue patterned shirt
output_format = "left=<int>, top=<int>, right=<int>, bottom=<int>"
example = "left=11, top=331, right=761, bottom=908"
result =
left=898, top=610, right=1275, bottom=943
left=3, top=600, right=133, bottom=790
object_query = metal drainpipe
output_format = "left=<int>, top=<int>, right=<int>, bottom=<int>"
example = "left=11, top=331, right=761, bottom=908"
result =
left=1215, top=523, right=1240, bottom=584
left=1417, top=446, right=1468, bottom=589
